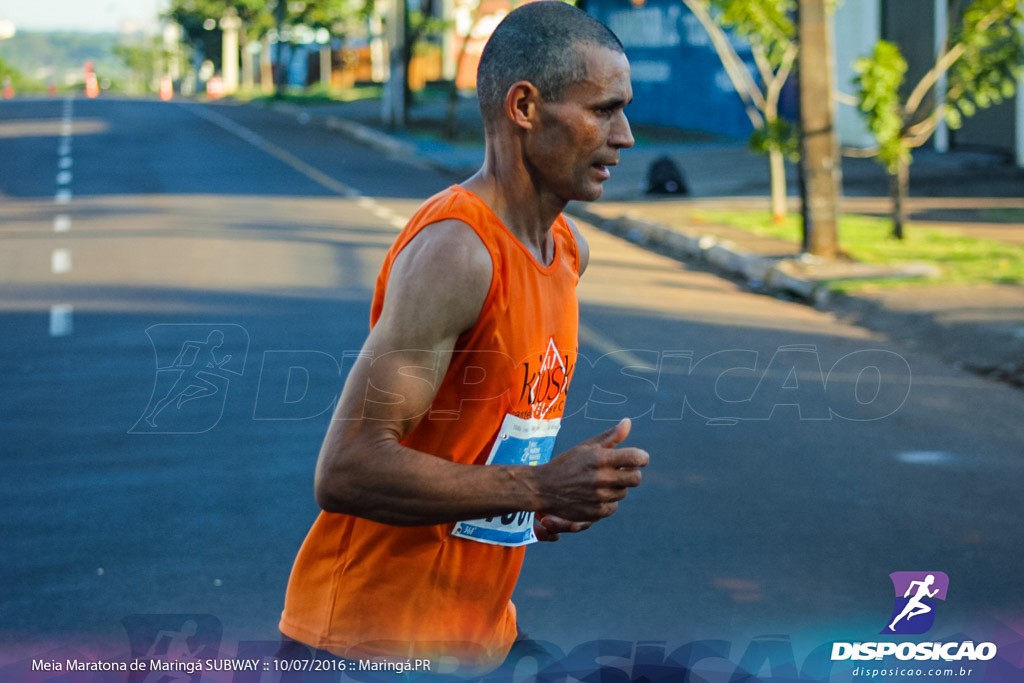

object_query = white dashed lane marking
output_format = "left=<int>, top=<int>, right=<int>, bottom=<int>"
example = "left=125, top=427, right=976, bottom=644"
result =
left=51, top=249, right=72, bottom=274
left=50, top=96, right=74, bottom=337
left=49, top=304, right=74, bottom=337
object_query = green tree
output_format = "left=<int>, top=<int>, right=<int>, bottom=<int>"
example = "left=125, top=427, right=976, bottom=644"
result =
left=402, top=0, right=448, bottom=115
left=377, top=0, right=448, bottom=127
left=167, top=0, right=375, bottom=94
left=0, top=54, right=40, bottom=94
left=853, top=0, right=1024, bottom=239
left=682, top=0, right=799, bottom=224
left=166, top=0, right=274, bottom=88
left=291, top=0, right=368, bottom=34
left=112, top=38, right=170, bottom=94
left=168, top=0, right=228, bottom=71
left=291, top=0, right=372, bottom=88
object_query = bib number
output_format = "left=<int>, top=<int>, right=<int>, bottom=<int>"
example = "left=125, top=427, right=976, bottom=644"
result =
left=451, top=414, right=561, bottom=547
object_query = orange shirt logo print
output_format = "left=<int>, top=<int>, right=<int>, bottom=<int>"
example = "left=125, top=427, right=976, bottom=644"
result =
left=450, top=340, right=576, bottom=546
left=521, top=337, right=575, bottom=420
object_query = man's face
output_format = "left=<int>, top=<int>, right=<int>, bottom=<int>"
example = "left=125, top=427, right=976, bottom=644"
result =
left=526, top=45, right=635, bottom=203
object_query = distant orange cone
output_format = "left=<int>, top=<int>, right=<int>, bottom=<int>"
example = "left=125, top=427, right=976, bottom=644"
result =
left=2, top=76, right=13, bottom=99
left=206, top=75, right=224, bottom=99
left=159, top=75, right=173, bottom=101
left=85, top=73, right=99, bottom=98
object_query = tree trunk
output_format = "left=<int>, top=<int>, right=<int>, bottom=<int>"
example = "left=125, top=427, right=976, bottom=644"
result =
left=383, top=0, right=407, bottom=129
left=273, top=0, right=288, bottom=98
left=769, top=147, right=787, bottom=223
left=402, top=19, right=416, bottom=120
left=320, top=44, right=332, bottom=90
left=260, top=36, right=274, bottom=94
left=890, top=157, right=909, bottom=240
left=240, top=27, right=254, bottom=92
left=797, top=0, right=841, bottom=259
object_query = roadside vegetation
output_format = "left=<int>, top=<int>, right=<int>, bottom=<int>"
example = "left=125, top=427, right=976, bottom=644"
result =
left=691, top=209, right=1024, bottom=291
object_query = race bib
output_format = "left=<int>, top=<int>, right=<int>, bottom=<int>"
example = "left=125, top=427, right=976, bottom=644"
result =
left=451, top=414, right=561, bottom=547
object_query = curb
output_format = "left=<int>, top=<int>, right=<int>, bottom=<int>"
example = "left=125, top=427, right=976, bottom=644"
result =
left=267, top=100, right=418, bottom=157
left=566, top=205, right=832, bottom=304
left=323, top=116, right=418, bottom=157
left=568, top=205, right=941, bottom=305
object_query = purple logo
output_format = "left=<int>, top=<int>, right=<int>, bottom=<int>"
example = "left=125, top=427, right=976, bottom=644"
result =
left=882, top=571, right=950, bottom=635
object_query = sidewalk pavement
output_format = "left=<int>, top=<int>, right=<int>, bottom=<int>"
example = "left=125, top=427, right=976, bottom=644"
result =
left=261, top=95, right=1024, bottom=388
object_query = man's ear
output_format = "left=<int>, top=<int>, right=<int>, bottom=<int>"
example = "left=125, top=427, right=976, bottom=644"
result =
left=505, top=81, right=541, bottom=131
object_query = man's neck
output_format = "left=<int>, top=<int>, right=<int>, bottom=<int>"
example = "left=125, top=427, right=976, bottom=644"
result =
left=462, top=149, right=565, bottom=266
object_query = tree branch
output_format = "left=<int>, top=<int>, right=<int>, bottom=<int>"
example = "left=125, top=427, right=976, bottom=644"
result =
left=904, top=42, right=965, bottom=118
left=904, top=107, right=941, bottom=148
left=765, top=42, right=797, bottom=113
left=681, top=0, right=766, bottom=126
left=904, top=3, right=1004, bottom=118
left=751, top=43, right=775, bottom=86
left=833, top=89, right=859, bottom=106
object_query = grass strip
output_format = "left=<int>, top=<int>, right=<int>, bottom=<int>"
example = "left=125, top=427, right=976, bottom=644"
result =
left=693, top=210, right=1024, bottom=291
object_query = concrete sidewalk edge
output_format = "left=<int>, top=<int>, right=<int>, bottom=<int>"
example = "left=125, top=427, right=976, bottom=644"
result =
left=566, top=204, right=830, bottom=303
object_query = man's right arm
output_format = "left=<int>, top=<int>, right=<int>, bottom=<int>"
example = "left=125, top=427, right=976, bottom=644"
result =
left=313, top=219, right=648, bottom=527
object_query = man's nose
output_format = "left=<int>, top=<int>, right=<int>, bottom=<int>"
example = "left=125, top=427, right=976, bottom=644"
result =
left=612, top=112, right=635, bottom=149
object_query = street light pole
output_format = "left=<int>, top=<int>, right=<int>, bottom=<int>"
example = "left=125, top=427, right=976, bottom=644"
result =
left=798, top=0, right=841, bottom=258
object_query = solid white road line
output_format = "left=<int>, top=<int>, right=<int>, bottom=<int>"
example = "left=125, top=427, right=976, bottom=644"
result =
left=181, top=103, right=361, bottom=199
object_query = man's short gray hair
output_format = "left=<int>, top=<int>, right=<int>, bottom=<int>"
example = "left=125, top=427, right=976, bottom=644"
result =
left=476, top=1, right=624, bottom=125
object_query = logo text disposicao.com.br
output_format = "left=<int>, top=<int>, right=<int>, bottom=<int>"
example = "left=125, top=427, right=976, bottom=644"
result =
left=846, top=665, right=984, bottom=680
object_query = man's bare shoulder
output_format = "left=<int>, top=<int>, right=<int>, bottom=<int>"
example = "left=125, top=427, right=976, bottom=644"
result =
left=394, top=218, right=492, bottom=290
left=379, top=219, right=494, bottom=341
left=411, top=217, right=490, bottom=265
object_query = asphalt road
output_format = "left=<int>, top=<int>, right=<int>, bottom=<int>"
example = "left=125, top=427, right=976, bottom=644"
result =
left=1, top=96, right=1023, bottom=680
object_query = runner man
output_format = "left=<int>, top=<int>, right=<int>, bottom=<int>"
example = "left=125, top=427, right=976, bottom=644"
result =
left=279, top=2, right=648, bottom=674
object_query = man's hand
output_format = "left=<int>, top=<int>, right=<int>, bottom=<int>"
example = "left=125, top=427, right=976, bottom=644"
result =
left=532, top=418, right=648, bottom=523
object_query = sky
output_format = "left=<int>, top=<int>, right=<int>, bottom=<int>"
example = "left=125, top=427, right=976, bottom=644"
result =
left=0, top=0, right=165, bottom=34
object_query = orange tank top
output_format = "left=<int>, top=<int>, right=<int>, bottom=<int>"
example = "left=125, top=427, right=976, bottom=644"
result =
left=279, top=185, right=580, bottom=673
